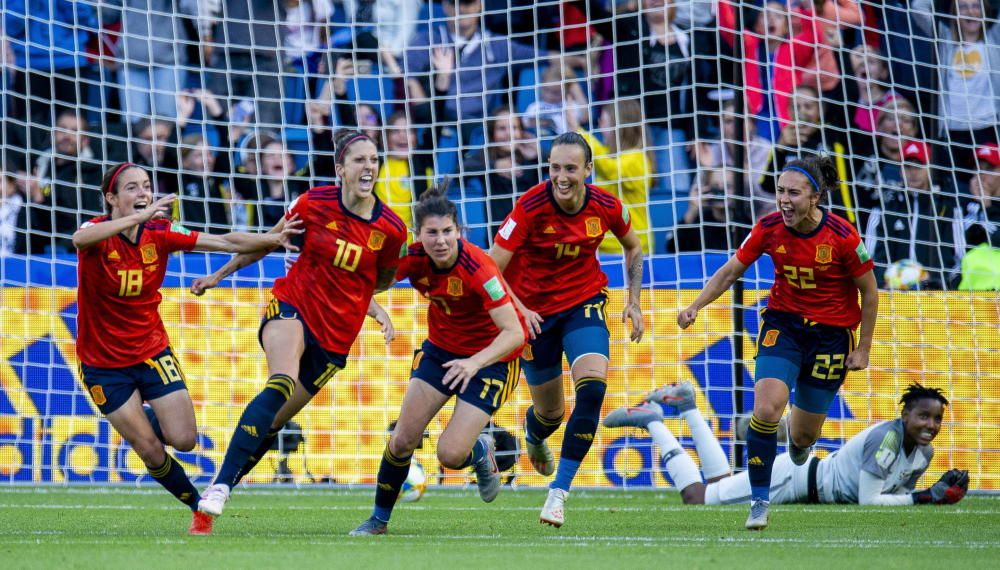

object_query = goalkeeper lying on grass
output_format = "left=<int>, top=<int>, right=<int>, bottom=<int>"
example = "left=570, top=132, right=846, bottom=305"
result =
left=603, top=382, right=968, bottom=507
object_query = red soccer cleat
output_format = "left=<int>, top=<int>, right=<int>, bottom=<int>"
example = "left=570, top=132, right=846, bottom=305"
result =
left=188, top=510, right=214, bottom=535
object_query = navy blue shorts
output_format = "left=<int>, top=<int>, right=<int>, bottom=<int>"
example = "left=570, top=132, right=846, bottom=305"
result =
left=754, top=308, right=857, bottom=414
left=80, top=347, right=188, bottom=415
left=411, top=340, right=520, bottom=415
left=259, top=298, right=348, bottom=395
left=522, top=291, right=611, bottom=386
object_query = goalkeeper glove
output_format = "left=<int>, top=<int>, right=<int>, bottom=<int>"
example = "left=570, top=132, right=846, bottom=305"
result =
left=912, top=469, right=969, bottom=505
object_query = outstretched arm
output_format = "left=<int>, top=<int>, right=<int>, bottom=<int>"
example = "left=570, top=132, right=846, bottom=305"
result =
left=677, top=254, right=749, bottom=329
left=190, top=216, right=297, bottom=295
left=192, top=215, right=303, bottom=254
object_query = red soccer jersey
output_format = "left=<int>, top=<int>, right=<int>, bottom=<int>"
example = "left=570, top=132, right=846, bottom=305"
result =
left=76, top=218, right=199, bottom=367
left=397, top=240, right=526, bottom=361
left=272, top=186, right=407, bottom=353
left=493, top=181, right=631, bottom=316
left=736, top=210, right=874, bottom=328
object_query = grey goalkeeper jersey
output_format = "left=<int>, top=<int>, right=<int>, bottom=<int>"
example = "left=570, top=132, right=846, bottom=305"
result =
left=818, top=419, right=933, bottom=504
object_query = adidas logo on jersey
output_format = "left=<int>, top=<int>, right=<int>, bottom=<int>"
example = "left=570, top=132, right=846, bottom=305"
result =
left=417, top=277, right=430, bottom=286
left=240, top=425, right=258, bottom=437
left=326, top=221, right=339, bottom=230
left=107, top=250, right=121, bottom=261
left=776, top=245, right=786, bottom=254
left=748, top=456, right=764, bottom=466
left=573, top=433, right=595, bottom=442
left=544, top=225, right=556, bottom=234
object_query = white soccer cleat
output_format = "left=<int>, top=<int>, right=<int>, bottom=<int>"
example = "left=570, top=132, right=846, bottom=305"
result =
left=198, top=483, right=231, bottom=517
left=525, top=439, right=555, bottom=476
left=645, top=381, right=696, bottom=412
left=539, top=488, right=568, bottom=528
left=745, top=499, right=770, bottom=531
left=602, top=402, right=664, bottom=430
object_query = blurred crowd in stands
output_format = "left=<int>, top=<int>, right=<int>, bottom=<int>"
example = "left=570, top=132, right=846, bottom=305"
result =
left=0, top=0, right=998, bottom=289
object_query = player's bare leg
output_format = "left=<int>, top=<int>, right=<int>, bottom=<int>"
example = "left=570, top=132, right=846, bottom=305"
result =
left=787, top=406, right=827, bottom=466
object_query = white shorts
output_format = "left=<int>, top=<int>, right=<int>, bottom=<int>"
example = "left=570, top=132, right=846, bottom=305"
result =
left=704, top=454, right=812, bottom=505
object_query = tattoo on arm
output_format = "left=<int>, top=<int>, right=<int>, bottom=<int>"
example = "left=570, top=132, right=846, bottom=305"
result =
left=628, top=255, right=643, bottom=302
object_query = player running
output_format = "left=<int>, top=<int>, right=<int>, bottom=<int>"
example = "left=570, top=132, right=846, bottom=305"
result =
left=677, top=155, right=879, bottom=530
left=350, top=182, right=527, bottom=536
left=490, top=132, right=645, bottom=527
left=603, top=381, right=969, bottom=507
left=74, top=162, right=302, bottom=535
left=191, top=130, right=408, bottom=519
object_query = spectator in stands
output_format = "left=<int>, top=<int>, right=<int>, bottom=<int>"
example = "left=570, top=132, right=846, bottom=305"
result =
left=958, top=222, right=1000, bottom=289
left=761, top=85, right=855, bottom=222
left=20, top=109, right=104, bottom=254
left=205, top=0, right=286, bottom=127
left=463, top=106, right=542, bottom=238
left=796, top=0, right=864, bottom=99
left=718, top=0, right=824, bottom=142
left=579, top=0, right=709, bottom=197
left=5, top=1, right=97, bottom=130
left=0, top=166, right=24, bottom=255
left=695, top=100, right=771, bottom=220
left=404, top=0, right=539, bottom=158
left=966, top=142, right=1000, bottom=224
left=230, top=133, right=309, bottom=231
left=375, top=111, right=423, bottom=231
left=131, top=119, right=180, bottom=196
left=848, top=45, right=902, bottom=136
left=567, top=99, right=654, bottom=254
left=101, top=0, right=200, bottom=122
left=666, top=165, right=749, bottom=253
left=851, top=97, right=923, bottom=225
left=177, top=134, right=230, bottom=233
left=863, top=141, right=962, bottom=289
left=337, top=0, right=422, bottom=58
left=523, top=60, right=588, bottom=140
left=911, top=0, right=1000, bottom=176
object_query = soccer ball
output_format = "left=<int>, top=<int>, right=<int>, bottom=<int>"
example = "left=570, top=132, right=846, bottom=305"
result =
left=398, top=460, right=427, bottom=503
left=884, top=259, right=928, bottom=290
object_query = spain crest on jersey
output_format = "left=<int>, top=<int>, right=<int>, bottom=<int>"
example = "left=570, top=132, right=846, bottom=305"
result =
left=447, top=277, right=463, bottom=297
left=585, top=217, right=603, bottom=238
left=140, top=244, right=158, bottom=264
left=368, top=230, right=386, bottom=251
left=815, top=244, right=833, bottom=264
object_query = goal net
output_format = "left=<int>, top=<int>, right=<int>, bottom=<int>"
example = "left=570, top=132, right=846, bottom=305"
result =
left=0, top=0, right=997, bottom=492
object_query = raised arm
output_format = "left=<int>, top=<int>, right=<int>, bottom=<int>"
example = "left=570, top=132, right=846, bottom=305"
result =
left=72, top=194, right=176, bottom=251
left=189, top=215, right=298, bottom=296
left=677, top=254, right=750, bottom=329
left=192, top=214, right=302, bottom=254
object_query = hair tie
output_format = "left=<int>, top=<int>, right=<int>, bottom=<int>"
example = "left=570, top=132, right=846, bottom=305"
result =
left=335, top=134, right=371, bottom=165
left=781, top=166, right=820, bottom=193
left=108, top=162, right=136, bottom=193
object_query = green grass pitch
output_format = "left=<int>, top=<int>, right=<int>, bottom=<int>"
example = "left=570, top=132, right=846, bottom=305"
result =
left=0, top=487, right=997, bottom=568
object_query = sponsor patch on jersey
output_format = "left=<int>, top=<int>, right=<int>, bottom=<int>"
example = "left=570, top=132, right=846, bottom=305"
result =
left=498, top=218, right=517, bottom=240
left=875, top=429, right=900, bottom=471
left=856, top=242, right=871, bottom=263
left=585, top=217, right=603, bottom=238
left=368, top=230, right=386, bottom=251
left=483, top=276, right=506, bottom=301
left=447, top=277, right=464, bottom=297
left=140, top=244, right=158, bottom=264
left=815, top=244, right=833, bottom=264
left=169, top=223, right=192, bottom=236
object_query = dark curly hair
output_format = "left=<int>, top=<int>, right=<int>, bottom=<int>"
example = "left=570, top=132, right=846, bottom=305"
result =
left=900, top=382, right=949, bottom=410
left=413, top=176, right=459, bottom=231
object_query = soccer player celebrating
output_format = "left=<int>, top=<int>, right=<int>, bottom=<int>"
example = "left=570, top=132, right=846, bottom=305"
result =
left=603, top=382, right=969, bottom=507
left=191, top=130, right=408, bottom=518
left=490, top=132, right=645, bottom=527
left=350, top=182, right=527, bottom=536
left=677, top=155, right=879, bottom=529
left=74, top=162, right=302, bottom=535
